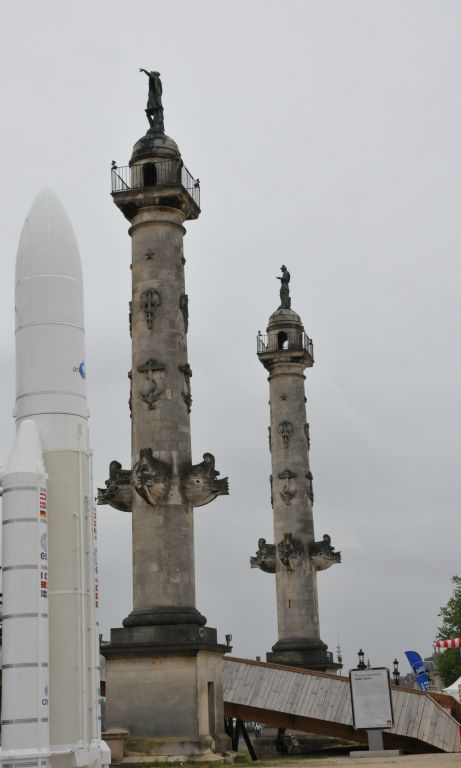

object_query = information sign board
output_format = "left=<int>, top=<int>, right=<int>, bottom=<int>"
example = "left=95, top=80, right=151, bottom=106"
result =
left=349, top=667, right=394, bottom=730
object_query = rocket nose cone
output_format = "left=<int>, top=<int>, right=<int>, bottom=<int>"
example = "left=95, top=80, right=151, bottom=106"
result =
left=15, top=189, right=84, bottom=330
left=14, top=190, right=88, bottom=423
left=16, top=189, right=82, bottom=283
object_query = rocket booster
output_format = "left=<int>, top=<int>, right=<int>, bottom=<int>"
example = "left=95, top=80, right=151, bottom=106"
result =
left=1, top=420, right=49, bottom=765
left=1, top=190, right=109, bottom=768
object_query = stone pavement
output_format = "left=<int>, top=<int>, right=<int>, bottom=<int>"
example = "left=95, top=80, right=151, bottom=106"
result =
left=273, top=755, right=461, bottom=767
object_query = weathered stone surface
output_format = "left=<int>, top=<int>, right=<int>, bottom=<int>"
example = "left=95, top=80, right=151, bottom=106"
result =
left=104, top=651, right=229, bottom=752
left=255, top=301, right=339, bottom=672
left=105, top=113, right=229, bottom=757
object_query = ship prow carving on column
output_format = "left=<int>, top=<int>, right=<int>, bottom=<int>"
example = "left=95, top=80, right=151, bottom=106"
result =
left=251, top=266, right=341, bottom=673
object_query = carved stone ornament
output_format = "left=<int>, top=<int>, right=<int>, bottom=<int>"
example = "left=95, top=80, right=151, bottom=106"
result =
left=140, top=288, right=161, bottom=330
left=277, top=469, right=297, bottom=480
left=182, top=452, right=229, bottom=507
left=250, top=538, right=276, bottom=573
left=306, top=470, right=314, bottom=503
left=179, top=363, right=192, bottom=378
left=145, top=248, right=155, bottom=260
left=304, top=422, right=310, bottom=450
left=280, top=393, right=288, bottom=401
left=140, top=380, right=164, bottom=410
left=280, top=487, right=297, bottom=505
left=97, top=460, right=132, bottom=512
left=137, top=359, right=166, bottom=375
left=277, top=533, right=304, bottom=571
left=278, top=421, right=293, bottom=448
left=182, top=392, right=193, bottom=412
left=179, top=362, right=192, bottom=413
left=132, top=449, right=172, bottom=506
left=310, top=534, right=341, bottom=571
left=137, top=359, right=166, bottom=410
left=179, top=294, right=189, bottom=333
left=278, top=468, right=297, bottom=505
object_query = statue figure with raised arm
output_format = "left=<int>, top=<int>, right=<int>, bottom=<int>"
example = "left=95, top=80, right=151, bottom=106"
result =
left=139, top=68, right=165, bottom=134
left=276, top=264, right=291, bottom=309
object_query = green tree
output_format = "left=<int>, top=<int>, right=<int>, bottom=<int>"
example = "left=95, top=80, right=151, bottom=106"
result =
left=436, top=576, right=461, bottom=687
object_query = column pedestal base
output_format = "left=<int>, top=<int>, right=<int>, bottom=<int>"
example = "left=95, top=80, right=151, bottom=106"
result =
left=267, top=637, right=340, bottom=672
left=102, top=624, right=231, bottom=761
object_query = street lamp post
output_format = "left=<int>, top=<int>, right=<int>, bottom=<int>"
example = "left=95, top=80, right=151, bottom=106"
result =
left=357, top=649, right=366, bottom=670
left=393, top=658, right=400, bottom=686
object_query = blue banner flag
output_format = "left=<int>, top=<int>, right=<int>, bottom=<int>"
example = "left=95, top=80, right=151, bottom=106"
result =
left=405, top=650, right=430, bottom=690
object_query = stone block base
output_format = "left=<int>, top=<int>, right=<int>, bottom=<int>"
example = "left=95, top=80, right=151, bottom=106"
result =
left=102, top=627, right=230, bottom=761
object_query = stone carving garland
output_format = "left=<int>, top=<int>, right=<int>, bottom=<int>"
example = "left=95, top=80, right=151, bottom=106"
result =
left=179, top=363, right=192, bottom=413
left=306, top=470, right=314, bottom=503
left=179, top=294, right=189, bottom=333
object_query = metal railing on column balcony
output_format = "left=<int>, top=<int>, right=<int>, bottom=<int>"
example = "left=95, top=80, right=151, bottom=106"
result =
left=256, top=331, right=314, bottom=359
left=111, top=161, right=200, bottom=207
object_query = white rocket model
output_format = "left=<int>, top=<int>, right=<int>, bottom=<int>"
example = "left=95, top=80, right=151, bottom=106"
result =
left=0, top=190, right=110, bottom=768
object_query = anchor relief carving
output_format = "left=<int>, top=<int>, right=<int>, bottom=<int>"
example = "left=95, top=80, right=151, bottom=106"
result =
left=278, top=468, right=297, bottom=505
left=137, top=359, right=166, bottom=410
left=140, top=288, right=161, bottom=330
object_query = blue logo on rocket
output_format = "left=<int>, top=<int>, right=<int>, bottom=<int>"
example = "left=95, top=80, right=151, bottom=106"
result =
left=79, top=362, right=86, bottom=379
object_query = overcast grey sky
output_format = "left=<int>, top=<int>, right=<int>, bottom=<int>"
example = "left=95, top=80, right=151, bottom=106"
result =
left=1, top=0, right=460, bottom=674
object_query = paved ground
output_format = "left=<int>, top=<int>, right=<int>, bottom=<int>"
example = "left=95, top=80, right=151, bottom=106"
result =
left=273, top=755, right=461, bottom=767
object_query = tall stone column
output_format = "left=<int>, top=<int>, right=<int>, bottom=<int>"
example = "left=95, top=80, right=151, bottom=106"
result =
left=100, top=75, right=230, bottom=760
left=252, top=267, right=340, bottom=671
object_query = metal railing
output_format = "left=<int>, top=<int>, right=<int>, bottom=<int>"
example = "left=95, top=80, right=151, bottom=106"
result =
left=111, top=161, right=200, bottom=207
left=257, top=331, right=314, bottom=358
